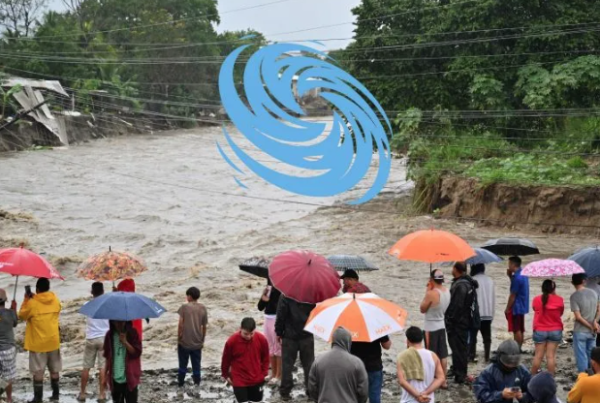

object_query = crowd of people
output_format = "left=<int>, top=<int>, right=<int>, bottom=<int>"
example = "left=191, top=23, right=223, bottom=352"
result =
left=0, top=256, right=599, bottom=403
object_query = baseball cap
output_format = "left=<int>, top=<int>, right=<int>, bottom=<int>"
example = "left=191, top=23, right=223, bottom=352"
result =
left=340, top=269, right=359, bottom=280
left=498, top=340, right=521, bottom=367
left=0, top=289, right=7, bottom=303
left=431, top=270, right=444, bottom=282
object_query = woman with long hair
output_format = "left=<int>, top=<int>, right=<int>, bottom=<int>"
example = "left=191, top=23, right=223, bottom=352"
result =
left=103, top=321, right=142, bottom=403
left=531, top=280, right=564, bottom=375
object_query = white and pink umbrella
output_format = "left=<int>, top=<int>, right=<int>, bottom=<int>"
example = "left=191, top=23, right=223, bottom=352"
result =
left=522, top=259, right=585, bottom=278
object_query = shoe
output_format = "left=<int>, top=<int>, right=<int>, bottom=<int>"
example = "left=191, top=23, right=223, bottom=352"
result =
left=192, top=385, right=201, bottom=398
left=269, top=378, right=279, bottom=386
left=77, top=394, right=86, bottom=402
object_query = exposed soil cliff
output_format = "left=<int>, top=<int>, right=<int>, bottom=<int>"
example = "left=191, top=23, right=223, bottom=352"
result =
left=433, top=176, right=600, bottom=235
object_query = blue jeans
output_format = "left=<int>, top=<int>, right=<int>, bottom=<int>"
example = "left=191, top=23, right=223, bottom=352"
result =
left=367, top=370, right=383, bottom=403
left=573, top=332, right=596, bottom=373
left=178, top=345, right=201, bottom=386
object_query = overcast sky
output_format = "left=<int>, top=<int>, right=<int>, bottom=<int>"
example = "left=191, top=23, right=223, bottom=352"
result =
left=47, top=0, right=361, bottom=50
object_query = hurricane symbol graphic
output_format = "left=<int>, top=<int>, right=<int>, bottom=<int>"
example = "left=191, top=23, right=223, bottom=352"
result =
left=217, top=38, right=392, bottom=205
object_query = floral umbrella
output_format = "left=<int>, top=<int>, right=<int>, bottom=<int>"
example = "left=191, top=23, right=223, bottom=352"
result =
left=77, top=246, right=147, bottom=286
left=521, top=259, right=585, bottom=278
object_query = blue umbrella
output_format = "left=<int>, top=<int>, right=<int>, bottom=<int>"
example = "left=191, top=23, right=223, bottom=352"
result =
left=567, top=246, right=600, bottom=278
left=441, top=247, right=503, bottom=266
left=79, top=291, right=166, bottom=320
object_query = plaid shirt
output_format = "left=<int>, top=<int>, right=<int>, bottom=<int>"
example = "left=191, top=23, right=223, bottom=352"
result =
left=343, top=282, right=371, bottom=294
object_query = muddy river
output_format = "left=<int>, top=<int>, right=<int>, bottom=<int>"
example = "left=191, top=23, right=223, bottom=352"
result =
left=1, top=124, right=597, bottom=402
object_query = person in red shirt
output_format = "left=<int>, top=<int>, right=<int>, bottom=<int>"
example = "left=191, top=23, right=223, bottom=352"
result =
left=531, top=280, right=564, bottom=375
left=221, top=317, right=270, bottom=403
left=116, top=279, right=143, bottom=341
left=340, top=270, right=371, bottom=294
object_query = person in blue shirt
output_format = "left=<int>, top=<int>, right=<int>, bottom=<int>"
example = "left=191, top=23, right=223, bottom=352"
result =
left=505, top=257, right=530, bottom=350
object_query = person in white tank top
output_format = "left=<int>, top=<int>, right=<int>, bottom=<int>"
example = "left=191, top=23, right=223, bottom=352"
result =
left=397, top=326, right=445, bottom=403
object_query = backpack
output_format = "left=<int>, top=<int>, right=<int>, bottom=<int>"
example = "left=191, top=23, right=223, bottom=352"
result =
left=469, top=285, right=481, bottom=331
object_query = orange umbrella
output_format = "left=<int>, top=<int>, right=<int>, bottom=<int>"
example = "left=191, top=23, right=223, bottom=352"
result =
left=304, top=293, right=408, bottom=342
left=388, top=229, right=475, bottom=264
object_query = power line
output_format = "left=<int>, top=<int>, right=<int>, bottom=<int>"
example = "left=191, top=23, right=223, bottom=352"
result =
left=5, top=20, right=598, bottom=52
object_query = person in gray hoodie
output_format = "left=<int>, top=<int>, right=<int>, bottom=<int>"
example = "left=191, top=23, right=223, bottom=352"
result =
left=308, top=327, right=368, bottom=403
left=470, top=264, right=496, bottom=363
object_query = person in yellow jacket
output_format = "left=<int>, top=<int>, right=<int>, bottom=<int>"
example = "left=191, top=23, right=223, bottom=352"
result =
left=19, top=278, right=62, bottom=403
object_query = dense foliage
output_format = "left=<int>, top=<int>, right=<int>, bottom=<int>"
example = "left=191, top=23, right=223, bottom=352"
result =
left=335, top=0, right=600, bottom=196
left=0, top=0, right=266, bottom=120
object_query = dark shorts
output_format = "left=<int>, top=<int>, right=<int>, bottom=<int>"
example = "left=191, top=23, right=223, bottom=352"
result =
left=424, top=329, right=448, bottom=359
left=511, top=314, right=526, bottom=333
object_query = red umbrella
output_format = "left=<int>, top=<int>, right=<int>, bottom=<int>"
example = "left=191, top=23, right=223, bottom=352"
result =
left=269, top=250, right=340, bottom=304
left=0, top=245, right=64, bottom=300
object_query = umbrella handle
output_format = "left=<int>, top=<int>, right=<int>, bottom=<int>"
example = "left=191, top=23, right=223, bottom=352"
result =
left=12, top=276, right=19, bottom=302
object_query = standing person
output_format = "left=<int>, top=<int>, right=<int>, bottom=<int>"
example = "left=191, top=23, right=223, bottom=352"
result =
left=469, top=264, right=495, bottom=363
left=585, top=278, right=600, bottom=347
left=308, top=327, right=368, bottom=403
left=19, top=278, right=62, bottom=403
left=275, top=295, right=316, bottom=401
left=116, top=279, right=143, bottom=341
left=505, top=256, right=530, bottom=350
left=396, top=326, right=445, bottom=403
left=0, top=289, right=18, bottom=403
left=420, top=269, right=450, bottom=388
left=340, top=270, right=371, bottom=294
left=177, top=287, right=208, bottom=398
left=78, top=282, right=110, bottom=402
left=473, top=340, right=532, bottom=403
left=103, top=321, right=142, bottom=403
left=531, top=280, right=564, bottom=375
left=257, top=279, right=282, bottom=385
left=350, top=336, right=391, bottom=403
left=444, top=262, right=477, bottom=385
left=570, top=273, right=600, bottom=373
left=221, top=318, right=269, bottom=403
left=568, top=347, right=600, bottom=403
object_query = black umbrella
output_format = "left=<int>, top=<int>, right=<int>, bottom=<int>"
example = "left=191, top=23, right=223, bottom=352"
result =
left=480, top=238, right=540, bottom=256
left=238, top=257, right=270, bottom=279
left=327, top=255, right=379, bottom=272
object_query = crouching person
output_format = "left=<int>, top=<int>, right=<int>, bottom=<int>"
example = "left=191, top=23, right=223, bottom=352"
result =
left=473, top=340, right=532, bottom=403
left=104, top=321, right=142, bottom=403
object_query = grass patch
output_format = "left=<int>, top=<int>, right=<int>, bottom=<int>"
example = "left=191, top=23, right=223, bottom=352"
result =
left=464, top=154, right=600, bottom=186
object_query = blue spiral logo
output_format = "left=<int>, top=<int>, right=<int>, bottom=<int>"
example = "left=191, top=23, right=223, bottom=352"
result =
left=217, top=38, right=392, bottom=205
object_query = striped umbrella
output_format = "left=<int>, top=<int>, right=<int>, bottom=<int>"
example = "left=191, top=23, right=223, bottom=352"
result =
left=304, top=293, right=408, bottom=342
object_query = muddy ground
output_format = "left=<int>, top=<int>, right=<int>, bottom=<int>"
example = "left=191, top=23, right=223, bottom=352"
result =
left=1, top=125, right=597, bottom=402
